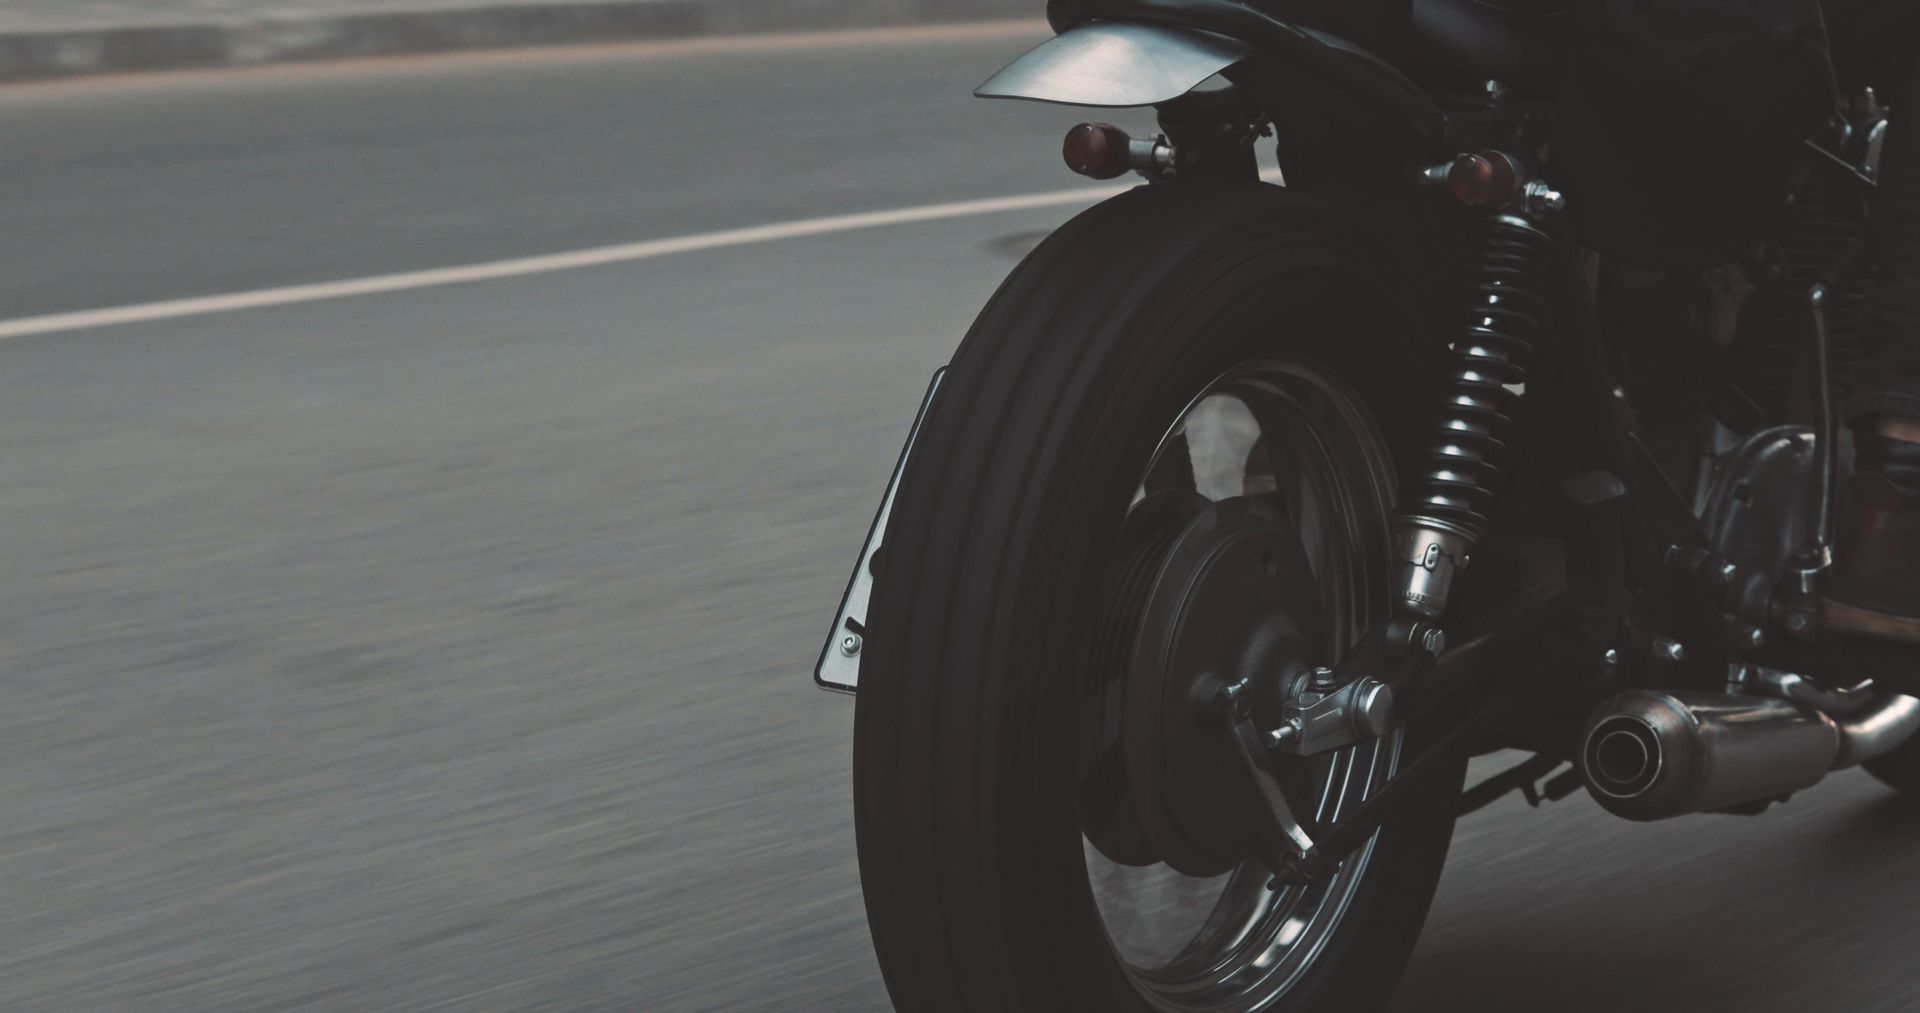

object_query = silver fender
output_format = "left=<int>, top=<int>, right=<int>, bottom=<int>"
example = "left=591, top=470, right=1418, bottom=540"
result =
left=974, top=23, right=1256, bottom=108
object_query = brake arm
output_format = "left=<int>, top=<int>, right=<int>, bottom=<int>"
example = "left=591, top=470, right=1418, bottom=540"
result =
left=1274, top=683, right=1519, bottom=884
left=1265, top=593, right=1560, bottom=882
left=1223, top=709, right=1318, bottom=881
left=1217, top=658, right=1514, bottom=888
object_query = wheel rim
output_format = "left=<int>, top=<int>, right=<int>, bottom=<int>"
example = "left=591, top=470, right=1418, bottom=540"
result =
left=1080, top=355, right=1401, bottom=1011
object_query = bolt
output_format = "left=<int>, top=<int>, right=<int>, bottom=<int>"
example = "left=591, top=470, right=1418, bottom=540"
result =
left=1523, top=179, right=1566, bottom=216
left=1787, top=612, right=1812, bottom=633
left=1651, top=638, right=1685, bottom=662
left=1215, top=677, right=1251, bottom=717
left=839, top=633, right=863, bottom=657
left=1266, top=720, right=1301, bottom=749
left=1308, top=666, right=1339, bottom=690
left=1716, top=561, right=1740, bottom=586
left=1484, top=79, right=1509, bottom=102
left=1420, top=627, right=1448, bottom=657
left=1736, top=624, right=1765, bottom=651
left=1602, top=647, right=1621, bottom=667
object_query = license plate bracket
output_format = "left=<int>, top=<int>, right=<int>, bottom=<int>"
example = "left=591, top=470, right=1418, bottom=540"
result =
left=814, top=368, right=946, bottom=694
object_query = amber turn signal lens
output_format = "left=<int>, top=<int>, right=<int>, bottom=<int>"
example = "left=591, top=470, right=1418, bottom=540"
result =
left=1063, top=122, right=1132, bottom=180
left=1446, top=152, right=1516, bottom=208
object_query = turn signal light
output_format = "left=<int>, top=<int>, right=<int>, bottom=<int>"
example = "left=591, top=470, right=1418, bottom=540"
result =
left=1446, top=152, right=1517, bottom=208
left=1063, top=122, right=1133, bottom=179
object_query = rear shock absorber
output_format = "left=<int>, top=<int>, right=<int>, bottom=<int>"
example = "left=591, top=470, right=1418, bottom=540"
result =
left=1397, top=152, right=1563, bottom=619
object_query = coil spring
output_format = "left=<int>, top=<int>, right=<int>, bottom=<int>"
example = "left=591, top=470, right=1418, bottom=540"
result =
left=1401, top=213, right=1553, bottom=539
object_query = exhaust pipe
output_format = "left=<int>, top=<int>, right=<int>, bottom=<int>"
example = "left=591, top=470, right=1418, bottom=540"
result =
left=1579, top=688, right=1920, bottom=821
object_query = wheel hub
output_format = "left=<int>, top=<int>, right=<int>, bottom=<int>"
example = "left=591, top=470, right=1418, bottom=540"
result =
left=1103, top=497, right=1324, bottom=877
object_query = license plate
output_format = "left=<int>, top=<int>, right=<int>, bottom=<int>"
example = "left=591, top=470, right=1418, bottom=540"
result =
left=814, top=368, right=946, bottom=694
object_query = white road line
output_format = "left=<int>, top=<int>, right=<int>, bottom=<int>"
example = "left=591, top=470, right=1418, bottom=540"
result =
left=0, top=169, right=1282, bottom=341
left=0, top=186, right=1124, bottom=341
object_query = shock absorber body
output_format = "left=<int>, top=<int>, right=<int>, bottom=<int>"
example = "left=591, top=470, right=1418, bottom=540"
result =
left=1397, top=152, right=1561, bottom=619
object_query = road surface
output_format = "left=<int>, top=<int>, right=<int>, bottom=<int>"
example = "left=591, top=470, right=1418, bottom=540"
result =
left=0, top=23, right=1916, bottom=1011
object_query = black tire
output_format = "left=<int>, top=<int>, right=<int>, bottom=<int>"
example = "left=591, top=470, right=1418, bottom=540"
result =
left=854, top=181, right=1465, bottom=1012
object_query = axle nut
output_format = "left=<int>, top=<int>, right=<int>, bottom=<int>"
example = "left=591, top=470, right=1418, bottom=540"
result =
left=1353, top=680, right=1395, bottom=737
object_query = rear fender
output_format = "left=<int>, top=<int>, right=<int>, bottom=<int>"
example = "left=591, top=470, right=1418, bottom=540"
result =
left=974, top=23, right=1255, bottom=108
left=975, top=6, right=1444, bottom=143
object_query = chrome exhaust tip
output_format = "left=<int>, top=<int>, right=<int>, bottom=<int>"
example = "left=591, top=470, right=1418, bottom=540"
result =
left=1583, top=714, right=1663, bottom=800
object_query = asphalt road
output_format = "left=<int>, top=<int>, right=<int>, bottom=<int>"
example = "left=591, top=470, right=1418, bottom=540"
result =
left=1, top=23, right=1917, bottom=1012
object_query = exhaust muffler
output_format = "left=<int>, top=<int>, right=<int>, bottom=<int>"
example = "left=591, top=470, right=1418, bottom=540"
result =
left=1580, top=691, right=1840, bottom=821
left=1578, top=684, right=1920, bottom=821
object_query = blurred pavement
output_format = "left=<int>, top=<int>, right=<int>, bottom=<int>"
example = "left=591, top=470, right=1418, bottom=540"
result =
left=2, top=22, right=1920, bottom=1012
left=0, top=2, right=641, bottom=30
left=0, top=0, right=1030, bottom=79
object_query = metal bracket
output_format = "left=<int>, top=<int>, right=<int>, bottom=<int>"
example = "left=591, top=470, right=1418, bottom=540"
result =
left=814, top=368, right=945, bottom=694
left=1269, top=675, right=1395, bottom=756
left=1456, top=752, right=1569, bottom=816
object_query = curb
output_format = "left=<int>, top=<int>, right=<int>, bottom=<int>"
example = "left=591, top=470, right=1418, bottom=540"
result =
left=0, top=0, right=1039, bottom=81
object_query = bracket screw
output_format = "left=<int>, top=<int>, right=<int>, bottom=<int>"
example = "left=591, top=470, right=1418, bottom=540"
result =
left=1651, top=638, right=1685, bottom=662
left=1215, top=678, right=1252, bottom=717
left=1522, top=179, right=1566, bottom=216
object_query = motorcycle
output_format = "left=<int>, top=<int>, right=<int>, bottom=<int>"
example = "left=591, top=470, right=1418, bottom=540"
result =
left=815, top=2, right=1920, bottom=1008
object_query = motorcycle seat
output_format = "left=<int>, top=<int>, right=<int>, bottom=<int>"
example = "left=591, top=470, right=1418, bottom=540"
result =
left=1411, top=0, right=1572, bottom=95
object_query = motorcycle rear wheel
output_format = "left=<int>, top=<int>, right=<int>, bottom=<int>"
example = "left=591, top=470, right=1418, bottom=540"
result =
left=854, top=181, right=1465, bottom=1012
